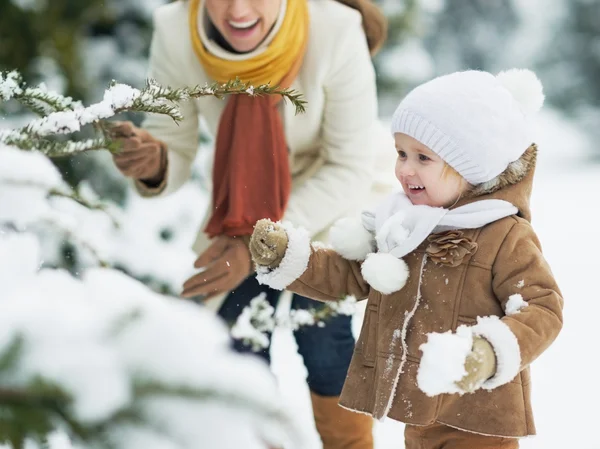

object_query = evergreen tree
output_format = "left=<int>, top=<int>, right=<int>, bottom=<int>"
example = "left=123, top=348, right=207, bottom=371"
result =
left=535, top=0, right=600, bottom=138
left=421, top=0, right=519, bottom=74
left=372, top=0, right=425, bottom=114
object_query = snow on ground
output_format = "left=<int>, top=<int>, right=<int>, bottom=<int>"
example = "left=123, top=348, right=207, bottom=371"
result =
left=267, top=109, right=600, bottom=448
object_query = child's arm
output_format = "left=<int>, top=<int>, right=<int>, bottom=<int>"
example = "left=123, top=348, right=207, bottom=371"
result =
left=418, top=221, right=563, bottom=396
left=479, top=220, right=563, bottom=389
left=249, top=219, right=371, bottom=301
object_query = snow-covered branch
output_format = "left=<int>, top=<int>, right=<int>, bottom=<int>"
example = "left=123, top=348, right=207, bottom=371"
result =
left=0, top=145, right=313, bottom=449
left=0, top=232, right=303, bottom=449
left=0, top=144, right=199, bottom=291
left=144, top=77, right=307, bottom=115
left=0, top=71, right=82, bottom=117
left=0, top=145, right=303, bottom=447
left=232, top=294, right=358, bottom=351
left=0, top=129, right=116, bottom=157
left=0, top=145, right=115, bottom=264
left=0, top=70, right=306, bottom=157
left=0, top=70, right=311, bottom=448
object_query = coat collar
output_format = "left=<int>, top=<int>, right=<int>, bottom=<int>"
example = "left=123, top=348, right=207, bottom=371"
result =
left=451, top=144, right=537, bottom=223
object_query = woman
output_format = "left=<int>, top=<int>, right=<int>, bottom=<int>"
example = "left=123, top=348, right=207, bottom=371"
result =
left=110, top=0, right=389, bottom=447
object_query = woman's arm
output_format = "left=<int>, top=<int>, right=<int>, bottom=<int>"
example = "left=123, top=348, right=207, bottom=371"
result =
left=135, top=7, right=201, bottom=198
left=283, top=12, right=380, bottom=236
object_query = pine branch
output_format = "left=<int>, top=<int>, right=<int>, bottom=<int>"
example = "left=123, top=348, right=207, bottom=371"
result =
left=0, top=129, right=116, bottom=156
left=1, top=175, right=120, bottom=236
left=44, top=139, right=116, bottom=157
left=107, top=309, right=143, bottom=338
left=1, top=70, right=307, bottom=158
left=48, top=188, right=115, bottom=218
left=0, top=384, right=95, bottom=448
left=0, top=71, right=23, bottom=103
left=0, top=384, right=72, bottom=448
left=0, top=71, right=79, bottom=115
left=149, top=77, right=308, bottom=115
left=0, top=379, right=291, bottom=449
left=134, top=381, right=286, bottom=420
left=1, top=191, right=114, bottom=268
left=18, top=87, right=80, bottom=116
left=132, top=380, right=298, bottom=441
left=37, top=217, right=111, bottom=268
left=0, top=336, right=24, bottom=374
left=105, top=77, right=307, bottom=124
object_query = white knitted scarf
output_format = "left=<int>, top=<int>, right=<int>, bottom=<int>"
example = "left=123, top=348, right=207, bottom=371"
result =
left=361, top=190, right=518, bottom=258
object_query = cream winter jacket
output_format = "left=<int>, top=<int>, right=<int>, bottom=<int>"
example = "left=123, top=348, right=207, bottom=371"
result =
left=136, top=0, right=395, bottom=263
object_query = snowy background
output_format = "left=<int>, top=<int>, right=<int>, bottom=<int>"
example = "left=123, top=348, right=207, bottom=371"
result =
left=2, top=0, right=600, bottom=447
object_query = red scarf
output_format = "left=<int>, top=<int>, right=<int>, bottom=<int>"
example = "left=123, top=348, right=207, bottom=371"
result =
left=204, top=86, right=297, bottom=237
left=194, top=11, right=309, bottom=237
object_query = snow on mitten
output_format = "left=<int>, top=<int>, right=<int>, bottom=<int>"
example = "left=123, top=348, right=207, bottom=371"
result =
left=417, top=329, right=497, bottom=396
left=455, top=336, right=496, bottom=393
left=250, top=219, right=289, bottom=269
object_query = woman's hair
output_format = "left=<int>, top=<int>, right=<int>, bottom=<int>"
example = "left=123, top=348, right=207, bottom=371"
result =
left=334, top=0, right=388, bottom=56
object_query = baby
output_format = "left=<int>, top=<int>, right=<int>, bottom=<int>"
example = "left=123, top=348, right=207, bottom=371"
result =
left=248, top=69, right=563, bottom=449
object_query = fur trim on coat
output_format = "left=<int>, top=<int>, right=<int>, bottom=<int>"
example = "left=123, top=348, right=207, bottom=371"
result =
left=469, top=144, right=537, bottom=198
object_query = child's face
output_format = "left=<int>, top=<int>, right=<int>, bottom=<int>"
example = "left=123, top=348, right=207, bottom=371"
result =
left=394, top=133, right=469, bottom=207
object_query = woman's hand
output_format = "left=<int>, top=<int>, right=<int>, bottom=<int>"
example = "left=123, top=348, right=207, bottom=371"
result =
left=181, top=236, right=252, bottom=300
left=109, top=121, right=167, bottom=184
left=249, top=219, right=289, bottom=269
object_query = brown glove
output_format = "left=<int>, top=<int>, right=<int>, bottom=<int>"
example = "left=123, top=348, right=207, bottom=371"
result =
left=181, top=235, right=252, bottom=300
left=249, top=219, right=289, bottom=269
left=455, top=336, right=497, bottom=393
left=109, top=121, right=167, bottom=184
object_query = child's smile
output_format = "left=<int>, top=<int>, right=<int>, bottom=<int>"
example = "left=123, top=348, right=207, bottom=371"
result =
left=407, top=183, right=426, bottom=196
left=394, top=133, right=470, bottom=208
left=402, top=179, right=430, bottom=204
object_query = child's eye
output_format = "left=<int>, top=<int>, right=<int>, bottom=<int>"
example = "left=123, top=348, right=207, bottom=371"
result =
left=397, top=150, right=407, bottom=159
left=419, top=154, right=431, bottom=162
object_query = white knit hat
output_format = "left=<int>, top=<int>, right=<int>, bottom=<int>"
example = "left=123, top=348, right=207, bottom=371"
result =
left=390, top=69, right=545, bottom=185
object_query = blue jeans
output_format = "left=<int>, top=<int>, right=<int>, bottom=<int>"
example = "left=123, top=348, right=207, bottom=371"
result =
left=218, top=275, right=355, bottom=397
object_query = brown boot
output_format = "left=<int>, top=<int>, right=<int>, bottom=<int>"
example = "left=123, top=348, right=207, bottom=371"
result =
left=310, top=391, right=374, bottom=449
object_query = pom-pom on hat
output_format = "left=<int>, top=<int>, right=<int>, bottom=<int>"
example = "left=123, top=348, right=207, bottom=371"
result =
left=390, top=69, right=544, bottom=185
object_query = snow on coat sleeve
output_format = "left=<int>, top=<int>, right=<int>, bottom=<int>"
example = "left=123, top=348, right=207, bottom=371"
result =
left=288, top=246, right=371, bottom=302
left=134, top=7, right=200, bottom=198
left=282, top=13, right=378, bottom=237
left=486, top=221, right=563, bottom=388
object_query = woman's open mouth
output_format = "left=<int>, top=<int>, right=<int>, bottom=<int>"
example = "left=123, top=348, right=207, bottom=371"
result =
left=227, top=18, right=260, bottom=37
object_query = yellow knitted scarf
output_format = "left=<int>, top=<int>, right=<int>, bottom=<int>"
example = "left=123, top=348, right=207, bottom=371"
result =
left=189, top=0, right=309, bottom=85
